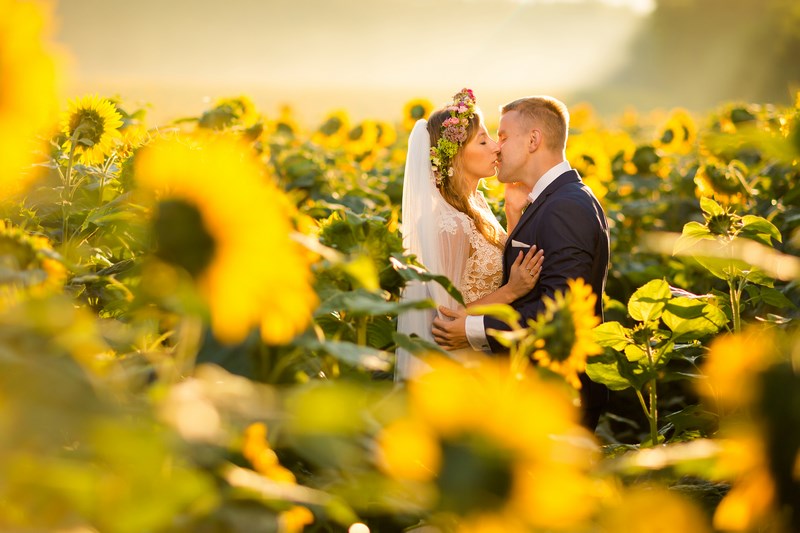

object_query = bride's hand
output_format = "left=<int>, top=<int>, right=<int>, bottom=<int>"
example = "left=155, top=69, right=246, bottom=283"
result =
left=506, top=246, right=544, bottom=300
left=504, top=181, right=533, bottom=215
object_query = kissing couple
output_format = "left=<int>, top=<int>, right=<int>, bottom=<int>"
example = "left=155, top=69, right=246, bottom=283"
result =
left=395, top=89, right=610, bottom=429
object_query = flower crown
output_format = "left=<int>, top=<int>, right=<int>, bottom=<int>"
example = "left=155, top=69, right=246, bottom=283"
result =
left=430, top=88, right=477, bottom=186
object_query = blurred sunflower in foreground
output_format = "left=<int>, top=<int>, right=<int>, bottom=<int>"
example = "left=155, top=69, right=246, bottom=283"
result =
left=697, top=328, right=800, bottom=532
left=242, top=422, right=315, bottom=532
left=0, top=221, right=66, bottom=308
left=61, top=94, right=124, bottom=166
left=378, top=356, right=599, bottom=531
left=0, top=0, right=59, bottom=199
left=601, top=485, right=711, bottom=533
left=134, top=133, right=317, bottom=344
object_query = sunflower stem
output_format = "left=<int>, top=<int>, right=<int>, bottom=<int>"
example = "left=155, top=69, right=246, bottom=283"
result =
left=729, top=276, right=743, bottom=334
left=356, top=317, right=368, bottom=346
left=164, top=315, right=203, bottom=384
left=97, top=153, right=117, bottom=206
left=61, top=131, right=80, bottom=245
left=643, top=339, right=659, bottom=446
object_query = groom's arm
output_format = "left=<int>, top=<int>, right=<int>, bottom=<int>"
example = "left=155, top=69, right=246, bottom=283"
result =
left=485, top=197, right=598, bottom=353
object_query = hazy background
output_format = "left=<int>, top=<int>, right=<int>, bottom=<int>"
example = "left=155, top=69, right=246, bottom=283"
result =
left=54, top=0, right=800, bottom=126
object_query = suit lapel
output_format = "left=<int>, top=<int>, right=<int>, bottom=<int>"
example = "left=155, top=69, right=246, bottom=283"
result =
left=506, top=170, right=581, bottom=245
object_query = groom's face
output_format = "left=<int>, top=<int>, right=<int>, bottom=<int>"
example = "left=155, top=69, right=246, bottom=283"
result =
left=496, top=110, right=529, bottom=183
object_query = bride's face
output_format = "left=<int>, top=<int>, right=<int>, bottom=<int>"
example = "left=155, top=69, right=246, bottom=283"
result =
left=460, top=123, right=500, bottom=181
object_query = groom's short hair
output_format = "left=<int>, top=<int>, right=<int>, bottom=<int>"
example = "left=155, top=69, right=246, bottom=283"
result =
left=501, top=96, right=569, bottom=152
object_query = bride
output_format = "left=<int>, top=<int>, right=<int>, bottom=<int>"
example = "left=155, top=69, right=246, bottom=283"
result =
left=395, top=89, right=543, bottom=380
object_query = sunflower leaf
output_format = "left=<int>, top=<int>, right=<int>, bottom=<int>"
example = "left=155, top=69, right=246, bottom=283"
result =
left=315, top=288, right=434, bottom=318
left=593, top=321, right=631, bottom=350
left=628, top=279, right=672, bottom=323
left=390, top=255, right=464, bottom=306
left=304, top=340, right=392, bottom=372
left=699, top=196, right=724, bottom=217
left=674, top=221, right=714, bottom=255
left=662, top=297, right=727, bottom=340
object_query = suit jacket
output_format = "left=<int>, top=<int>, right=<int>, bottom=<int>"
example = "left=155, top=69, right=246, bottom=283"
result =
left=484, top=169, right=610, bottom=428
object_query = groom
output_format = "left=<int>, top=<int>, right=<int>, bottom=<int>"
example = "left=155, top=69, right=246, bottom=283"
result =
left=432, top=96, right=610, bottom=430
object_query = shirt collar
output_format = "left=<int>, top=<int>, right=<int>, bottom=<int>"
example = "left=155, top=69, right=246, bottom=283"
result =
left=527, top=160, right=572, bottom=204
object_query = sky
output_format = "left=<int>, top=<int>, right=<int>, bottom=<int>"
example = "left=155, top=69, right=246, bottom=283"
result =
left=53, top=0, right=655, bottom=125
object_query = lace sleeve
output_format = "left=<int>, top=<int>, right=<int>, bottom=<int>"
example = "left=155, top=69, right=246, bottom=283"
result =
left=433, top=208, right=471, bottom=311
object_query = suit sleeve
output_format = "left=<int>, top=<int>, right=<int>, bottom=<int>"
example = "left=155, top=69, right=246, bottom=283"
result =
left=484, top=196, right=598, bottom=351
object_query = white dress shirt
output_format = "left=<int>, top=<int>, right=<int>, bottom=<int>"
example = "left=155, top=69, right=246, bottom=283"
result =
left=464, top=161, right=572, bottom=352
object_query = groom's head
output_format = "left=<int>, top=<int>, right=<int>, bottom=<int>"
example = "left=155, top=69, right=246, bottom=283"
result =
left=501, top=96, right=569, bottom=152
left=496, top=96, right=569, bottom=184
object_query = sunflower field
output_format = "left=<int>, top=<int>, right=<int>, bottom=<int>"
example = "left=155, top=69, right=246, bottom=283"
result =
left=2, top=1, right=800, bottom=532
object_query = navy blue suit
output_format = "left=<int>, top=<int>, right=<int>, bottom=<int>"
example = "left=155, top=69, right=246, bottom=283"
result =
left=485, top=169, right=610, bottom=428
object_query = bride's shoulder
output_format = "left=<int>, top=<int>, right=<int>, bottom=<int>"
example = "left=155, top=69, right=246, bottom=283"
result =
left=436, top=205, right=472, bottom=235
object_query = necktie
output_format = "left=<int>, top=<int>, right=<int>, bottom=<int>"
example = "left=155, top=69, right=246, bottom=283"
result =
left=521, top=200, right=531, bottom=214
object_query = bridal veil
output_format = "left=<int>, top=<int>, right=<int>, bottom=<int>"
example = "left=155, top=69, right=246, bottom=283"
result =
left=395, top=119, right=469, bottom=380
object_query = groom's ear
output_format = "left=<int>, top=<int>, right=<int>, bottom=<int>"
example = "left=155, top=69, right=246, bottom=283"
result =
left=528, top=129, right=542, bottom=152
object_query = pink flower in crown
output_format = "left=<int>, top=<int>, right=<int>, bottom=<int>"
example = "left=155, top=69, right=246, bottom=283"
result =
left=457, top=105, right=468, bottom=114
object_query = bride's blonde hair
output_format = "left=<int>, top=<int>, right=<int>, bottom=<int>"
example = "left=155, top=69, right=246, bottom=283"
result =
left=427, top=108, right=503, bottom=248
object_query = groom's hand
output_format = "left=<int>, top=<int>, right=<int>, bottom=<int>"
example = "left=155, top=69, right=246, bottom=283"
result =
left=432, top=306, right=470, bottom=351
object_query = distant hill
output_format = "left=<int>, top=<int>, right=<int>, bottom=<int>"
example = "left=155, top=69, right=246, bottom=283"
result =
left=575, top=0, right=800, bottom=113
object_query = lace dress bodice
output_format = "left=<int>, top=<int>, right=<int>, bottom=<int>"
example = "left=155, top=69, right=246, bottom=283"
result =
left=438, top=194, right=506, bottom=305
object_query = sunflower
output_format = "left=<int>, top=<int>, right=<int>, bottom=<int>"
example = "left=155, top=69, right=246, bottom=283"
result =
left=311, top=109, right=351, bottom=149
left=603, top=485, right=712, bottom=533
left=378, top=356, right=598, bottom=531
left=61, top=95, right=123, bottom=165
left=655, top=108, right=697, bottom=155
left=271, top=104, right=301, bottom=138
left=697, top=328, right=775, bottom=412
left=528, top=278, right=602, bottom=389
left=198, top=95, right=259, bottom=130
left=568, top=102, right=599, bottom=132
left=693, top=158, right=747, bottom=205
left=566, top=131, right=611, bottom=200
left=375, top=120, right=397, bottom=149
left=402, top=97, right=433, bottom=131
left=134, top=132, right=317, bottom=345
left=242, top=422, right=296, bottom=483
left=0, top=0, right=59, bottom=199
left=241, top=422, right=315, bottom=531
left=0, top=221, right=66, bottom=308
left=346, top=119, right=380, bottom=157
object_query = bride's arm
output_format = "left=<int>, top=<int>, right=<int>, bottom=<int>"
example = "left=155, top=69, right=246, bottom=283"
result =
left=466, top=245, right=543, bottom=308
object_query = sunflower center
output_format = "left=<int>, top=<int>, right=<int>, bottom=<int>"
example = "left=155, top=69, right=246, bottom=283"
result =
left=410, top=104, right=426, bottom=120
left=0, top=236, right=37, bottom=271
left=436, top=433, right=515, bottom=515
left=152, top=200, right=216, bottom=277
left=707, top=213, right=735, bottom=236
left=704, top=163, right=744, bottom=195
left=319, top=116, right=343, bottom=136
left=542, top=307, right=577, bottom=363
left=69, top=109, right=106, bottom=145
left=348, top=125, right=364, bottom=141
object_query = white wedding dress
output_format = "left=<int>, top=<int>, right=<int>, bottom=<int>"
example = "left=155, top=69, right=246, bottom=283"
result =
left=395, top=120, right=506, bottom=380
